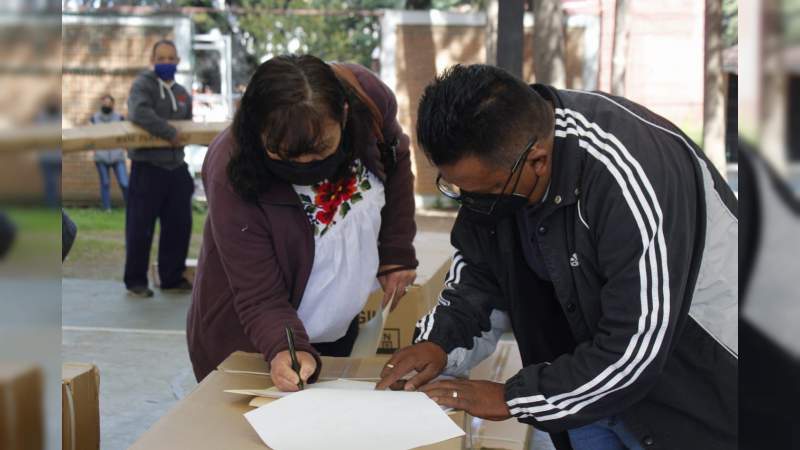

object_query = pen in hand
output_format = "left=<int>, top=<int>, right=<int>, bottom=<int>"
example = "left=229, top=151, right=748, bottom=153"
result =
left=285, top=326, right=304, bottom=390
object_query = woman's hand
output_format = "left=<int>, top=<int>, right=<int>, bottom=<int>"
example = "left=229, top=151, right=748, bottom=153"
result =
left=377, top=265, right=417, bottom=311
left=270, top=350, right=317, bottom=392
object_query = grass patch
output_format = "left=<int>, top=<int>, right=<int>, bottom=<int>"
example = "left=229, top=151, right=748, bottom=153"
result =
left=0, top=208, right=61, bottom=274
left=63, top=207, right=207, bottom=234
left=62, top=207, right=206, bottom=281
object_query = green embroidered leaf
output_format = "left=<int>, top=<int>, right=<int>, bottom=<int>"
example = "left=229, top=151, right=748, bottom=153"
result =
left=320, top=226, right=328, bottom=237
left=360, top=179, right=371, bottom=190
left=351, top=192, right=363, bottom=203
left=341, top=202, right=351, bottom=216
left=299, top=194, right=312, bottom=203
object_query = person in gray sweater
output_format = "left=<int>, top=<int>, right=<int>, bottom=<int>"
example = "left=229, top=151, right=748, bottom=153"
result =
left=90, top=94, right=129, bottom=211
left=124, top=39, right=194, bottom=297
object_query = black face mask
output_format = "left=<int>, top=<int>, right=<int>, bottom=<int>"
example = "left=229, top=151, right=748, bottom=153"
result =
left=264, top=133, right=348, bottom=186
left=460, top=191, right=531, bottom=225
left=101, top=106, right=113, bottom=115
left=461, top=157, right=542, bottom=226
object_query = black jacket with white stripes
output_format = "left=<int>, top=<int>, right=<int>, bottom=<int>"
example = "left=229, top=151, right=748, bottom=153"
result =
left=414, top=85, right=738, bottom=450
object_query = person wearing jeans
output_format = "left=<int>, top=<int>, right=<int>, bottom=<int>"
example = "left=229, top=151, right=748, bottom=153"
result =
left=94, top=159, right=128, bottom=211
left=91, top=95, right=129, bottom=210
left=89, top=94, right=128, bottom=211
left=567, top=418, right=645, bottom=450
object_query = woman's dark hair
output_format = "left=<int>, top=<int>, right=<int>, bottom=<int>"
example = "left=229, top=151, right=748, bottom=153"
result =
left=228, top=54, right=373, bottom=201
left=416, top=64, right=554, bottom=168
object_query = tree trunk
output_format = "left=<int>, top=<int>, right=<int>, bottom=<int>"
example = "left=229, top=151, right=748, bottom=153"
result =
left=703, top=0, right=728, bottom=179
left=496, top=0, right=525, bottom=78
left=485, top=0, right=499, bottom=65
left=532, top=0, right=566, bottom=88
left=759, top=0, right=788, bottom=174
left=611, top=0, right=629, bottom=95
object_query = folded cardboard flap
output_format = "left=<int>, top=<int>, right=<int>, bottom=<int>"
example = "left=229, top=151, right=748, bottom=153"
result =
left=217, top=352, right=391, bottom=379
left=359, top=257, right=452, bottom=355
left=62, top=363, right=100, bottom=450
left=0, top=364, right=43, bottom=450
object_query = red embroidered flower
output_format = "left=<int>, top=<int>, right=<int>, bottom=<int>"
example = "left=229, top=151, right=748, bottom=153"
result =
left=315, top=208, right=336, bottom=225
left=315, top=175, right=357, bottom=210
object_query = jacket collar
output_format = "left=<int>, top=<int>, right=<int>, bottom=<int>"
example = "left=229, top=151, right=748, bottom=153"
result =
left=531, top=84, right=584, bottom=210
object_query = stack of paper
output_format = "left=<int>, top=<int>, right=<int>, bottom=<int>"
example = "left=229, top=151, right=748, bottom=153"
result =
left=242, top=387, right=465, bottom=450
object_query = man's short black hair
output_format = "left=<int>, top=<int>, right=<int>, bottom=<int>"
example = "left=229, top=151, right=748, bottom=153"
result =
left=151, top=39, right=177, bottom=58
left=416, top=64, right=554, bottom=168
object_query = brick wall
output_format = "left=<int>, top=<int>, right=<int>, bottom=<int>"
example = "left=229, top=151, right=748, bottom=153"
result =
left=62, top=22, right=175, bottom=205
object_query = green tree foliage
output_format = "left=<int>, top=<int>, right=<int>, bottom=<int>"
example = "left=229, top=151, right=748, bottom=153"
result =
left=179, top=0, right=484, bottom=74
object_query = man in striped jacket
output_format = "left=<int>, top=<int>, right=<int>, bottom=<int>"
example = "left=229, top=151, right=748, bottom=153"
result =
left=377, top=64, right=737, bottom=450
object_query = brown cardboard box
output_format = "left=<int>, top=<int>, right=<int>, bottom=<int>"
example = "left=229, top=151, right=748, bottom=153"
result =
left=62, top=120, right=228, bottom=153
left=466, top=336, right=531, bottom=450
left=359, top=258, right=451, bottom=355
left=217, top=351, right=391, bottom=379
left=129, top=353, right=465, bottom=450
left=0, top=364, right=43, bottom=450
left=0, top=125, right=62, bottom=155
left=62, top=363, right=100, bottom=450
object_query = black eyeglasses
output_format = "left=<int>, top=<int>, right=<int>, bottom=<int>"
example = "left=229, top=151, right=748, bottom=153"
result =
left=436, top=135, right=537, bottom=215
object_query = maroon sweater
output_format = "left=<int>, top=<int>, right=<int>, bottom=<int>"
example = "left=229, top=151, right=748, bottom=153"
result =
left=187, top=64, right=417, bottom=381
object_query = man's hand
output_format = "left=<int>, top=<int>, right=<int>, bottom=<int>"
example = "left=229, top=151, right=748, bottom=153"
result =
left=376, top=342, right=446, bottom=391
left=419, top=379, right=511, bottom=421
left=377, top=265, right=416, bottom=311
left=169, top=132, right=186, bottom=147
left=270, top=350, right=317, bottom=392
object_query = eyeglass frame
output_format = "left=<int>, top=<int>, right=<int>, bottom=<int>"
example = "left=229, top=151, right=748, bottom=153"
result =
left=435, top=135, right=538, bottom=215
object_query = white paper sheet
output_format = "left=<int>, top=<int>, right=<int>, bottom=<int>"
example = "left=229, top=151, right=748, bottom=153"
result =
left=349, top=292, right=393, bottom=357
left=243, top=388, right=465, bottom=450
left=226, top=378, right=376, bottom=399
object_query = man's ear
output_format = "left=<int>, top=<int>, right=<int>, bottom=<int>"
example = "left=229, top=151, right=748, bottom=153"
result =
left=527, top=142, right=550, bottom=177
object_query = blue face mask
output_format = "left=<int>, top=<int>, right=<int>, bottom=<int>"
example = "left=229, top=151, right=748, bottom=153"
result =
left=154, top=63, right=177, bottom=81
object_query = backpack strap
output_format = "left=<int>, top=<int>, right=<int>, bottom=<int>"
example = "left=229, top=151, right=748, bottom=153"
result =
left=330, top=63, right=399, bottom=176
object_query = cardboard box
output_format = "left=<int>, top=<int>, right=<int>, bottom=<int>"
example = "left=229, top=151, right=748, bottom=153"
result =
left=0, top=364, right=43, bottom=450
left=150, top=258, right=197, bottom=288
left=129, top=352, right=465, bottom=450
left=0, top=125, right=61, bottom=155
left=62, top=363, right=100, bottom=450
left=62, top=120, right=228, bottom=153
left=359, top=258, right=451, bottom=355
left=466, top=335, right=531, bottom=450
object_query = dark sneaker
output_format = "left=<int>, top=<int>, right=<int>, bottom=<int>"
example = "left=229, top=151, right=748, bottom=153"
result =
left=127, top=285, right=154, bottom=298
left=161, top=279, right=193, bottom=292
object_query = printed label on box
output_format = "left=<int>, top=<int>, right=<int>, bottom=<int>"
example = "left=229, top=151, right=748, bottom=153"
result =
left=378, top=328, right=400, bottom=354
